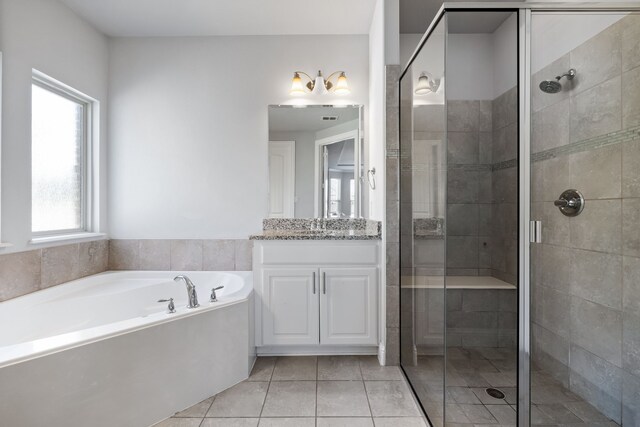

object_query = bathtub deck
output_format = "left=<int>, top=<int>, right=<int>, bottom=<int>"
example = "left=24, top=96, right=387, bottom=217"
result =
left=153, top=355, right=428, bottom=427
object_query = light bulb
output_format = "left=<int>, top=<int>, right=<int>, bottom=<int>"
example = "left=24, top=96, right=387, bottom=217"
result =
left=290, top=72, right=306, bottom=96
left=311, top=71, right=328, bottom=95
left=334, top=72, right=350, bottom=95
left=414, top=73, right=432, bottom=95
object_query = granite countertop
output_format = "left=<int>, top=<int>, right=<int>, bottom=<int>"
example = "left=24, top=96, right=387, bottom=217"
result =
left=250, top=218, right=382, bottom=241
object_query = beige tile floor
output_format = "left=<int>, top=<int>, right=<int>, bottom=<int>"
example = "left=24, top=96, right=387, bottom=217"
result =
left=153, top=355, right=429, bottom=427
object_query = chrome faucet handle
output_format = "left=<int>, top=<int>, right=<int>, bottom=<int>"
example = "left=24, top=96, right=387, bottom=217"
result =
left=210, top=286, right=224, bottom=302
left=158, top=298, right=176, bottom=313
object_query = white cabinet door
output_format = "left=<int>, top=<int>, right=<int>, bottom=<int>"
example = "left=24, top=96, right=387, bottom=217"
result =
left=319, top=267, right=378, bottom=345
left=262, top=268, right=319, bottom=345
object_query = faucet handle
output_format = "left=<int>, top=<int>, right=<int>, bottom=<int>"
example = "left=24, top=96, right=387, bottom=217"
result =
left=158, top=298, right=176, bottom=313
left=210, top=286, right=224, bottom=302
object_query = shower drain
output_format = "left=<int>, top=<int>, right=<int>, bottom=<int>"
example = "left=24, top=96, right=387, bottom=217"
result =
left=485, top=388, right=506, bottom=399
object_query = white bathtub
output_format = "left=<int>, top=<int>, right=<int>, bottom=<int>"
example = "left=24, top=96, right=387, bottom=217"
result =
left=0, top=271, right=255, bottom=427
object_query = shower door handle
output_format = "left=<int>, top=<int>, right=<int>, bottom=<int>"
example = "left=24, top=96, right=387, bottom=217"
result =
left=530, top=221, right=542, bottom=244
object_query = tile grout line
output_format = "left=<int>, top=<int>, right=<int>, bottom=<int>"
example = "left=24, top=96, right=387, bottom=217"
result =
left=359, top=357, right=376, bottom=425
left=258, top=356, right=276, bottom=421
left=198, top=395, right=216, bottom=426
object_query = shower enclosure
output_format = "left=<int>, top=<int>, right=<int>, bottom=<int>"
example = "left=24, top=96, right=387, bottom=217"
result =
left=398, top=3, right=640, bottom=426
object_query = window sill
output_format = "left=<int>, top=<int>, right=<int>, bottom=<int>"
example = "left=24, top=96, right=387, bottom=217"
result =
left=29, top=232, right=107, bottom=245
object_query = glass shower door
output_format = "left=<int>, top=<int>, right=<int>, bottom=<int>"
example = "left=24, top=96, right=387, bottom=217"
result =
left=443, top=10, right=520, bottom=426
left=530, top=11, right=640, bottom=426
left=399, top=17, right=447, bottom=427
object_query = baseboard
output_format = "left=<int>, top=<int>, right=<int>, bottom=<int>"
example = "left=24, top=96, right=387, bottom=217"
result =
left=378, top=342, right=386, bottom=365
left=257, top=345, right=378, bottom=356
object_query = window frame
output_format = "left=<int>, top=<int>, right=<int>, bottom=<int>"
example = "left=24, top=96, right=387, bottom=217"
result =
left=30, top=71, right=95, bottom=238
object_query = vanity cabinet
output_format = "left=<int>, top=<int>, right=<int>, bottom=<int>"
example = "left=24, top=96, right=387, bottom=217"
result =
left=253, top=241, right=380, bottom=350
left=320, top=267, right=378, bottom=345
left=261, top=268, right=319, bottom=345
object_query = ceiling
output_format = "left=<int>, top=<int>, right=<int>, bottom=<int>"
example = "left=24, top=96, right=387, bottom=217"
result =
left=58, top=0, right=377, bottom=37
left=400, top=0, right=520, bottom=34
left=269, top=106, right=360, bottom=133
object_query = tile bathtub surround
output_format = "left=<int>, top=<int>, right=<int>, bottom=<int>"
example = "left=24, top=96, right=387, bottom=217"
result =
left=0, top=240, right=109, bottom=302
left=154, top=355, right=427, bottom=427
left=530, top=14, right=640, bottom=424
left=109, top=239, right=253, bottom=271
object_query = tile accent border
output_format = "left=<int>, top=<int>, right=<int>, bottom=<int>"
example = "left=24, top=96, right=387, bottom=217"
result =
left=532, top=124, right=640, bottom=163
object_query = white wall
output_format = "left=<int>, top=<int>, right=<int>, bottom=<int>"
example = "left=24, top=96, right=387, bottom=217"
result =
left=108, top=35, right=368, bottom=239
left=400, top=12, right=518, bottom=101
left=0, top=0, right=109, bottom=253
left=368, top=0, right=386, bottom=221
left=492, top=13, right=518, bottom=97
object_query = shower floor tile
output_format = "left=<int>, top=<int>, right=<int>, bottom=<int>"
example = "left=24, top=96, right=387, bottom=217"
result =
left=408, top=347, right=621, bottom=427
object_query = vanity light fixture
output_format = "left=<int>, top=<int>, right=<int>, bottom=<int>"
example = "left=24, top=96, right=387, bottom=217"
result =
left=415, top=72, right=440, bottom=95
left=290, top=70, right=351, bottom=95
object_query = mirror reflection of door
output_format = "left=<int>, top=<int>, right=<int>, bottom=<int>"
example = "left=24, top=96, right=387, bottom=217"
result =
left=267, top=105, right=363, bottom=218
left=316, top=134, right=357, bottom=218
left=268, top=141, right=295, bottom=218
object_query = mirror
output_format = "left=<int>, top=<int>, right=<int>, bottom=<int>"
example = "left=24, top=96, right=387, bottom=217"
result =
left=268, top=105, right=364, bottom=218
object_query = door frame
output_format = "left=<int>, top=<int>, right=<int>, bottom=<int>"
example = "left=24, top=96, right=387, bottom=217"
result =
left=314, top=129, right=360, bottom=218
left=268, top=140, right=296, bottom=218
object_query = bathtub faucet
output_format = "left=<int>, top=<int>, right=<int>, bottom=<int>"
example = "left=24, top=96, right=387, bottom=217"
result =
left=174, top=275, right=200, bottom=308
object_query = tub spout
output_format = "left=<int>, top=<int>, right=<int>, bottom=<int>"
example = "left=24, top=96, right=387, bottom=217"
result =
left=174, top=275, right=200, bottom=308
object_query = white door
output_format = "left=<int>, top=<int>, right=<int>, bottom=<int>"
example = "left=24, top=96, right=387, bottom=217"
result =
left=262, top=268, right=319, bottom=345
left=319, top=267, right=378, bottom=345
left=268, top=141, right=295, bottom=218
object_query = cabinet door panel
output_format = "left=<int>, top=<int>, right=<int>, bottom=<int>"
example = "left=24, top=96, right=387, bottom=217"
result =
left=262, top=268, right=319, bottom=345
left=320, top=267, right=378, bottom=345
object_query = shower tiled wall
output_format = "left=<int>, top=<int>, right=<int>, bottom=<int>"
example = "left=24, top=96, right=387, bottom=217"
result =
left=0, top=240, right=109, bottom=302
left=446, top=100, right=494, bottom=277
left=530, top=14, right=640, bottom=425
left=386, top=64, right=402, bottom=366
left=446, top=91, right=518, bottom=286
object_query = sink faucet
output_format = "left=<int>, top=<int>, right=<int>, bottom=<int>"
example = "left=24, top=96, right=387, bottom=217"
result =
left=174, top=275, right=200, bottom=308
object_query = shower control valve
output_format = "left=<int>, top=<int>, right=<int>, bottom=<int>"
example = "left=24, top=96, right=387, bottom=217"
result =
left=554, top=189, right=585, bottom=217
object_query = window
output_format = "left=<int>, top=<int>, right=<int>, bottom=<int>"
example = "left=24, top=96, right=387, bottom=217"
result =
left=349, top=179, right=355, bottom=218
left=31, top=73, right=93, bottom=236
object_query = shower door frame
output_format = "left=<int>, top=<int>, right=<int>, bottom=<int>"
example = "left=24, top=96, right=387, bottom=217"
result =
left=399, top=3, right=640, bottom=426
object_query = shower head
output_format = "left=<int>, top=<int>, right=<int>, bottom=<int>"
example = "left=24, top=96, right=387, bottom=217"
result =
left=539, top=80, right=562, bottom=93
left=539, top=68, right=576, bottom=94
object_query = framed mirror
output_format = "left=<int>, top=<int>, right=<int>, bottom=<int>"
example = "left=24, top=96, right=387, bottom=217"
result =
left=268, top=105, right=364, bottom=219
